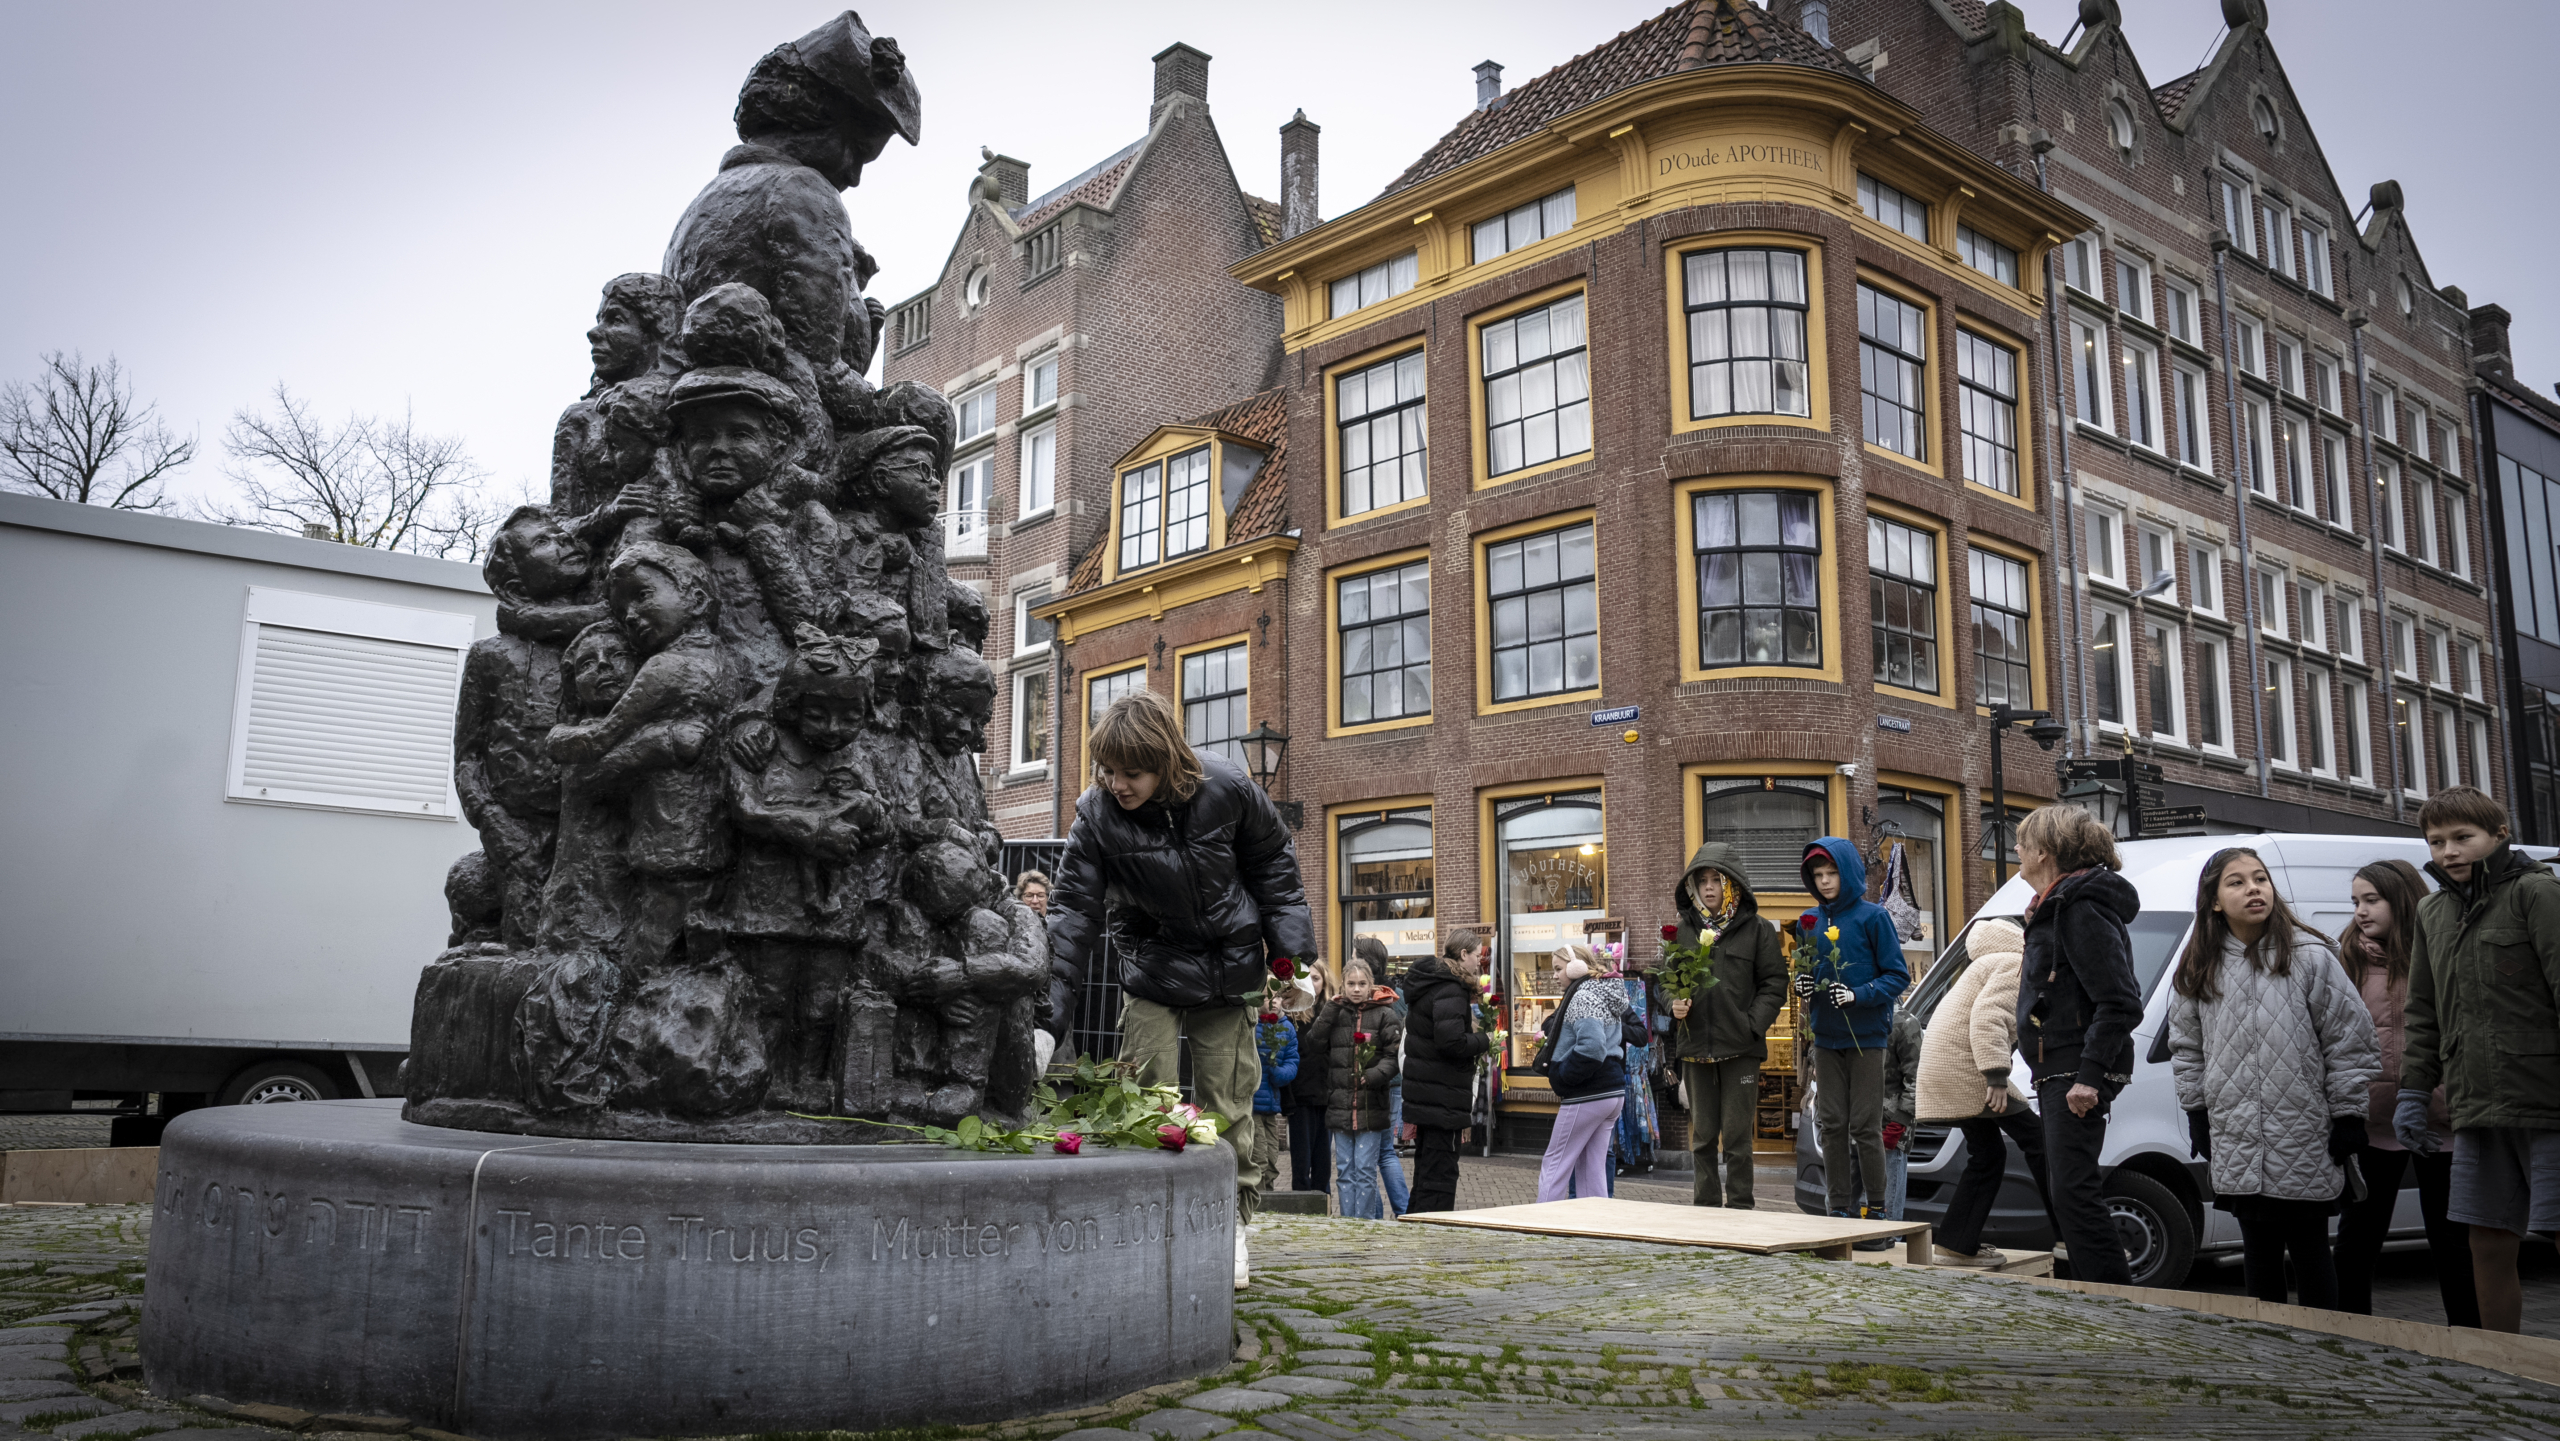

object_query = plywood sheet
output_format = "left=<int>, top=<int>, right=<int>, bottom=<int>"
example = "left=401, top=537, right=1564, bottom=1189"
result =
left=0, top=1146, right=157, bottom=1204
left=1402, top=1197, right=1926, bottom=1256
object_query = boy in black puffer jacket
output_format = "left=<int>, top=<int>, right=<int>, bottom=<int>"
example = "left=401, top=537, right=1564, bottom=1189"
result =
left=1400, top=928, right=1493, bottom=1213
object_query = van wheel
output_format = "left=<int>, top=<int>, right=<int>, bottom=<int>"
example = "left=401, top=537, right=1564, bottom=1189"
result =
left=217, top=1060, right=339, bottom=1107
left=2104, top=1170, right=2197, bottom=1288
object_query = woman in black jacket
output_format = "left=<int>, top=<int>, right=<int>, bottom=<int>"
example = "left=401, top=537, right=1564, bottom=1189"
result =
left=1041, top=690, right=1315, bottom=1286
left=2014, top=804, right=2145, bottom=1287
left=1400, top=928, right=1492, bottom=1213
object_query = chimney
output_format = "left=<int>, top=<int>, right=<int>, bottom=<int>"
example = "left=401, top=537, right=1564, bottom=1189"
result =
left=1474, top=60, right=1503, bottom=111
left=975, top=148, right=1031, bottom=207
left=1280, top=111, right=1320, bottom=240
left=1152, top=42, right=1210, bottom=124
left=1800, top=1, right=1833, bottom=45
left=2472, top=303, right=2515, bottom=375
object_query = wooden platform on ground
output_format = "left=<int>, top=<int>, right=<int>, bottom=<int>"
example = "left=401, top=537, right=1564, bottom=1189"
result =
left=1403, top=1197, right=1935, bottom=1262
left=1858, top=1247, right=2054, bottom=1276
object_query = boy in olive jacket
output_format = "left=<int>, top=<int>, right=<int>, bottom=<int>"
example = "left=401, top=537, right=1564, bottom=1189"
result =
left=2399, top=785, right=2560, bottom=1333
left=1659, top=842, right=1787, bottom=1208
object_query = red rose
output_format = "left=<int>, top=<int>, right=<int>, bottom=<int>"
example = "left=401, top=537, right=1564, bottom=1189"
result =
left=1156, top=1123, right=1189, bottom=1151
left=1053, top=1133, right=1083, bottom=1155
left=1488, top=993, right=1503, bottom=1007
left=1662, top=924, right=1679, bottom=941
left=1270, top=956, right=1296, bottom=980
left=1354, top=1031, right=1372, bottom=1044
left=1259, top=1011, right=1281, bottom=1024
left=1799, top=911, right=1822, bottom=933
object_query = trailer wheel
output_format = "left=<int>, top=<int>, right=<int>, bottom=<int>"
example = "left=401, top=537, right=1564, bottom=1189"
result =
left=216, top=1060, right=339, bottom=1106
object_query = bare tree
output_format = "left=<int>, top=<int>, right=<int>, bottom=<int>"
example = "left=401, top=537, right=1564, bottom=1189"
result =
left=0, top=351, right=197, bottom=509
left=213, top=385, right=493, bottom=557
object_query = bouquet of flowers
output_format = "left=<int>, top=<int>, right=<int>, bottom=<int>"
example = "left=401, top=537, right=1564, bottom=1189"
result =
left=1656, top=921, right=1723, bottom=1002
left=792, top=1054, right=1225, bottom=1155
left=1474, top=972, right=1508, bottom=1072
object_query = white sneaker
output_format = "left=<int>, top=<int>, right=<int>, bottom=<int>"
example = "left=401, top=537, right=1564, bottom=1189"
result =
left=1935, top=1245, right=2006, bottom=1269
left=1234, top=1229, right=1250, bottom=1290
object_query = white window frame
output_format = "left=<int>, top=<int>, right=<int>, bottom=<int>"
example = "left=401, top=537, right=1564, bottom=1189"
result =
left=2085, top=505, right=2124, bottom=587
left=2219, top=176, right=2256, bottom=257
left=946, top=452, right=992, bottom=558
left=2063, top=232, right=2101, bottom=296
left=2447, top=490, right=2472, bottom=578
left=1331, top=250, right=1419, bottom=318
left=2265, top=654, right=2296, bottom=769
left=1017, top=419, right=1057, bottom=520
left=2338, top=597, right=2365, bottom=662
left=1008, top=669, right=1051, bottom=775
left=2313, top=353, right=2341, bottom=414
left=2263, top=200, right=2297, bottom=280
left=2376, top=383, right=2400, bottom=444
left=2070, top=313, right=2113, bottom=430
left=2147, top=616, right=2187, bottom=746
left=2275, top=334, right=2303, bottom=397
left=2172, top=364, right=2213, bottom=471
left=2198, top=634, right=2236, bottom=755
left=2236, top=315, right=2265, bottom=377
left=2256, top=565, right=2289, bottom=640
left=2456, top=637, right=2482, bottom=698
left=2297, top=579, right=2327, bottom=652
left=225, top=586, right=473, bottom=818
left=2302, top=221, right=2333, bottom=297
left=1857, top=172, right=1929, bottom=243
left=2092, top=604, right=2134, bottom=731
left=2191, top=545, right=2224, bottom=618
left=2343, top=679, right=2373, bottom=785
left=2242, top=398, right=2274, bottom=496
left=2307, top=665, right=2338, bottom=779
left=2165, top=281, right=2199, bottom=343
left=2435, top=707, right=2464, bottom=792
left=1012, top=590, right=1053, bottom=659
left=1472, top=185, right=1577, bottom=263
left=2320, top=429, right=2351, bottom=530
left=2472, top=715, right=2497, bottom=797
left=2427, top=625, right=2453, bottom=693
left=2378, top=460, right=2405, bottom=551
left=2412, top=477, right=2438, bottom=564
left=1957, top=225, right=2019, bottom=286
left=2115, top=253, right=2152, bottom=322
left=953, top=383, right=999, bottom=447
left=2139, top=526, right=2179, bottom=598
left=2411, top=409, right=2432, bottom=466
left=2397, top=694, right=2426, bottom=801
left=2281, top=414, right=2312, bottom=512
left=1022, top=352, right=1060, bottom=418
left=2389, top=613, right=2418, bottom=680
left=2122, top=335, right=2163, bottom=452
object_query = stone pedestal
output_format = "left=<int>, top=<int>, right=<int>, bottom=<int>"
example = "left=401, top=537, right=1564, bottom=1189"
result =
left=140, top=1101, right=1235, bottom=1439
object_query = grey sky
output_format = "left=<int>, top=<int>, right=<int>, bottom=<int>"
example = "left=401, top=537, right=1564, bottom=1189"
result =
left=1, top=0, right=2550, bottom=516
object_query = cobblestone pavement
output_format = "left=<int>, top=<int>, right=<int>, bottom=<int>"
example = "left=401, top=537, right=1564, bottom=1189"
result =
left=8, top=1199, right=2560, bottom=1440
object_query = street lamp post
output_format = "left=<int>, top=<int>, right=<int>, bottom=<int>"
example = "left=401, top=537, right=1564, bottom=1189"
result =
left=1238, top=720, right=1301, bottom=829
left=1989, top=705, right=2068, bottom=887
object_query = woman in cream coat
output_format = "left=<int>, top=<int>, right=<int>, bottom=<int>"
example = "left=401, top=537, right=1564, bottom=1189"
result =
left=1915, top=919, right=2058, bottom=1267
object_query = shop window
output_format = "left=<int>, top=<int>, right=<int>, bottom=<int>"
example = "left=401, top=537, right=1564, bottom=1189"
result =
left=1492, top=789, right=1606, bottom=1071
left=1697, top=775, right=1828, bottom=897
left=1337, top=806, right=1435, bottom=973
left=1871, top=789, right=1945, bottom=969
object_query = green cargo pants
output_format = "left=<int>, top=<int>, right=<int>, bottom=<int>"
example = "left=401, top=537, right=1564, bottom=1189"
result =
left=1121, top=997, right=1260, bottom=1224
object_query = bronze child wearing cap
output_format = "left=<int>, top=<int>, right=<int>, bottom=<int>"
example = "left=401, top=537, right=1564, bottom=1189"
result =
left=667, top=363, right=831, bottom=641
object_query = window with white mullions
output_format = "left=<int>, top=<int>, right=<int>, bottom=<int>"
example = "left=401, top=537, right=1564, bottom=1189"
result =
left=1337, top=350, right=1426, bottom=518
left=1683, top=248, right=1811, bottom=420
left=1958, top=225, right=2018, bottom=286
left=1338, top=560, right=1431, bottom=726
left=1117, top=461, right=1162, bottom=571
left=1163, top=447, right=1212, bottom=558
left=1971, top=548, right=2033, bottom=709
left=1331, top=251, right=1417, bottom=318
left=1696, top=490, right=1821, bottom=670
left=1957, top=331, right=2020, bottom=495
left=1857, top=173, right=1929, bottom=241
left=1481, top=295, right=1590, bottom=476
left=1472, top=186, right=1576, bottom=263
left=1181, top=642, right=1249, bottom=770
left=1487, top=521, right=1598, bottom=701
left=1869, top=516, right=1939, bottom=694
left=1858, top=283, right=1927, bottom=459
left=2070, top=314, right=2111, bottom=428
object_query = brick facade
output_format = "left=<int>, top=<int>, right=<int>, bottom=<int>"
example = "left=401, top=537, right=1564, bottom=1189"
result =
left=881, top=43, right=1285, bottom=841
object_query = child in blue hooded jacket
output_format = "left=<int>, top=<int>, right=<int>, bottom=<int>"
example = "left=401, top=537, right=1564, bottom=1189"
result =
left=1795, top=837, right=1911, bottom=1222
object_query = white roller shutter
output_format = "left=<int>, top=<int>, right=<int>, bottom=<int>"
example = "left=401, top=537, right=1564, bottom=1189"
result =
left=224, top=587, right=476, bottom=818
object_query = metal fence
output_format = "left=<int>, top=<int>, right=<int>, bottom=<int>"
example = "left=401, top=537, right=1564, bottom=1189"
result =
left=1000, top=839, right=1122, bottom=1062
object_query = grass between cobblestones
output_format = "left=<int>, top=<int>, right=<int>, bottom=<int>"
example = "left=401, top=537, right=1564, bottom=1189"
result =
left=12, top=1205, right=2560, bottom=1440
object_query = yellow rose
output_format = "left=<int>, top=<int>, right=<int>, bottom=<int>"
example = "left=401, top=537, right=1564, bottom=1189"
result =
left=1826, top=925, right=1841, bottom=943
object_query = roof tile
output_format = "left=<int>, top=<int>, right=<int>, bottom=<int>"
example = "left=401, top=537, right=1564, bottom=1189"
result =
left=1380, top=0, right=1864, bottom=199
left=1012, top=138, right=1144, bottom=230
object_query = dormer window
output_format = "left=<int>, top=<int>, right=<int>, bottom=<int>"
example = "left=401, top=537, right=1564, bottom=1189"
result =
left=1108, top=429, right=1268, bottom=579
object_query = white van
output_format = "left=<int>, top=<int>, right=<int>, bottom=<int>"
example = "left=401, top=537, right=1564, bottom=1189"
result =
left=1792, top=832, right=2557, bottom=1288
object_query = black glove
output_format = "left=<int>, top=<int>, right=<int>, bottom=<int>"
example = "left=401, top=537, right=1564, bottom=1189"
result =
left=1825, top=982, right=1856, bottom=1009
left=2185, top=1108, right=2210, bottom=1161
left=1791, top=973, right=1817, bottom=999
left=2327, top=1115, right=2366, bottom=1165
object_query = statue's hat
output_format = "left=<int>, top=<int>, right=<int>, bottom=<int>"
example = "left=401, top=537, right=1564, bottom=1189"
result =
left=667, top=366, right=801, bottom=425
left=793, top=11, right=922, bottom=147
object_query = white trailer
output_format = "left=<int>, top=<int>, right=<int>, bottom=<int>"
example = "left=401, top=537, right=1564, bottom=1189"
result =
left=0, top=491, right=494, bottom=1136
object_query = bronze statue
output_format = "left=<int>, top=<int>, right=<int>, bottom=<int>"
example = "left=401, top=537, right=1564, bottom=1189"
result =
left=406, top=14, right=1027, bottom=1142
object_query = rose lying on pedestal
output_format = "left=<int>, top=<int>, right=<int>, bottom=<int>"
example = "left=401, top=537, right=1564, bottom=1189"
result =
left=794, top=1053, right=1229, bottom=1154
